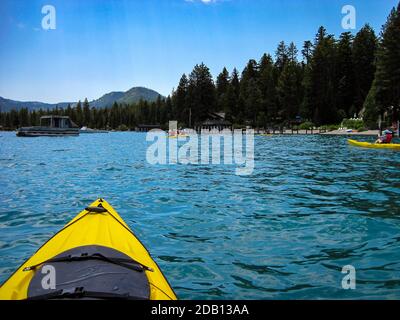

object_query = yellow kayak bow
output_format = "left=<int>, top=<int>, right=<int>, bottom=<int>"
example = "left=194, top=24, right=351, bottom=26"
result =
left=0, top=199, right=177, bottom=300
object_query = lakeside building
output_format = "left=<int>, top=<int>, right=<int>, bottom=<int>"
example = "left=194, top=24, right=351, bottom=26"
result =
left=135, top=124, right=162, bottom=132
left=195, top=112, right=232, bottom=132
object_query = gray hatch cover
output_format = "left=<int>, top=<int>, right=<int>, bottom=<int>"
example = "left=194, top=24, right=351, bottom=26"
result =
left=27, top=245, right=150, bottom=300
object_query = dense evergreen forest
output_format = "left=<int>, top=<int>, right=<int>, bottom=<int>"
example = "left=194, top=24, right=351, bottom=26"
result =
left=1, top=3, right=399, bottom=131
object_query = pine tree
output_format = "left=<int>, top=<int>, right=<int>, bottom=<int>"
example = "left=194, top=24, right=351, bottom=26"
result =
left=302, top=27, right=338, bottom=125
left=230, top=68, right=240, bottom=98
left=301, top=66, right=313, bottom=120
left=18, top=108, right=30, bottom=127
left=374, top=3, right=400, bottom=124
left=216, top=67, right=230, bottom=112
left=142, top=100, right=150, bottom=124
left=241, top=60, right=259, bottom=83
left=240, top=60, right=260, bottom=124
left=75, top=101, right=83, bottom=127
left=5, top=112, right=11, bottom=128
left=353, top=24, right=377, bottom=113
left=10, top=109, right=19, bottom=128
left=302, top=41, right=313, bottom=64
left=287, top=42, right=298, bottom=62
left=363, top=80, right=379, bottom=128
left=258, top=54, right=278, bottom=122
left=31, top=110, right=38, bottom=126
left=66, top=104, right=72, bottom=119
left=216, top=67, right=230, bottom=97
left=277, top=60, right=303, bottom=122
left=275, top=41, right=289, bottom=73
left=225, top=68, right=240, bottom=122
left=244, top=79, right=262, bottom=125
left=336, top=32, right=355, bottom=117
left=187, top=63, right=216, bottom=125
left=83, top=98, right=91, bottom=126
left=160, top=96, right=172, bottom=125
left=173, top=74, right=189, bottom=124
left=110, top=102, right=120, bottom=128
left=91, top=107, right=97, bottom=128
left=155, top=95, right=163, bottom=124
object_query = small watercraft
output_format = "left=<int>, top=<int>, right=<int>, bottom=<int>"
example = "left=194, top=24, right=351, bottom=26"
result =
left=168, top=134, right=188, bottom=139
left=16, top=116, right=79, bottom=137
left=0, top=199, right=177, bottom=300
left=348, top=139, right=400, bottom=150
left=80, top=126, right=109, bottom=134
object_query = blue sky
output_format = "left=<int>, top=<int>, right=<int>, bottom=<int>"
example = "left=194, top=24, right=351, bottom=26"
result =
left=0, top=0, right=398, bottom=103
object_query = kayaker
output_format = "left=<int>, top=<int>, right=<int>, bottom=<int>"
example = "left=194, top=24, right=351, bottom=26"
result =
left=375, top=130, right=393, bottom=144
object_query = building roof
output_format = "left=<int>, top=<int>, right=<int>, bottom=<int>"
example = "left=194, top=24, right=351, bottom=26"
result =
left=201, top=119, right=231, bottom=126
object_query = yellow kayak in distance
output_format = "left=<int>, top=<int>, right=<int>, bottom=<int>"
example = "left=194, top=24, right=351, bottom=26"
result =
left=0, top=199, right=177, bottom=300
left=168, top=134, right=188, bottom=139
left=348, top=139, right=400, bottom=150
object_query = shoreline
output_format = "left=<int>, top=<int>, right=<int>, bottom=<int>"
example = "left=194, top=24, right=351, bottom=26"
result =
left=0, top=129, right=382, bottom=136
left=321, top=130, right=380, bottom=136
left=256, top=129, right=381, bottom=136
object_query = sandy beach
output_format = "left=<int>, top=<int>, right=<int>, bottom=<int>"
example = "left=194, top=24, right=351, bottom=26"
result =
left=268, top=129, right=381, bottom=136
left=321, top=130, right=380, bottom=136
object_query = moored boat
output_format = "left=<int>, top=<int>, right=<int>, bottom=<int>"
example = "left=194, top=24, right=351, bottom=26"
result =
left=16, top=116, right=79, bottom=137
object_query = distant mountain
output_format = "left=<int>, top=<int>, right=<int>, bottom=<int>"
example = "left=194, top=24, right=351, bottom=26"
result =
left=0, top=96, right=73, bottom=112
left=89, top=92, right=125, bottom=109
left=117, top=87, right=162, bottom=105
left=0, top=86, right=163, bottom=112
left=89, top=87, right=162, bottom=108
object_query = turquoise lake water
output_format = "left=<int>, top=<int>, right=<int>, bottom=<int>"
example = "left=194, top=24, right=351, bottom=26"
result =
left=0, top=131, right=399, bottom=299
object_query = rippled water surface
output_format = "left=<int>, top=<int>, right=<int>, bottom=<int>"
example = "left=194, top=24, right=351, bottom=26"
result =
left=0, top=132, right=400, bottom=299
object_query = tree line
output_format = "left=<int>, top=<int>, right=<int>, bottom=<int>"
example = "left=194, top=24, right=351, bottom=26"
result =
left=1, top=3, right=399, bottom=130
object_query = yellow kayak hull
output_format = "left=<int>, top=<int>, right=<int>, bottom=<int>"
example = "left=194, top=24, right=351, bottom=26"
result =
left=348, top=139, right=400, bottom=150
left=169, top=134, right=188, bottom=139
left=0, top=199, right=177, bottom=300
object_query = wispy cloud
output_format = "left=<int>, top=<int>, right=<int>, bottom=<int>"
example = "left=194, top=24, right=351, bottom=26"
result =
left=16, top=22, right=25, bottom=29
left=185, top=0, right=219, bottom=4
